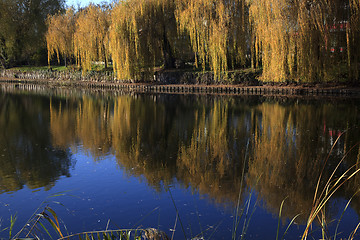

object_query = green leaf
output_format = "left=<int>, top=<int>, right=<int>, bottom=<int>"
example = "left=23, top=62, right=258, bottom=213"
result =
left=38, top=221, right=54, bottom=240
left=9, top=214, right=17, bottom=239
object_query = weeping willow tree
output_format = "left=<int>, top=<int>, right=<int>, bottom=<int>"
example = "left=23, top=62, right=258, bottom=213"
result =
left=249, top=0, right=360, bottom=82
left=73, top=4, right=110, bottom=73
left=295, top=0, right=360, bottom=82
left=248, top=0, right=295, bottom=82
left=175, top=0, right=248, bottom=80
left=109, top=0, right=178, bottom=81
left=45, top=8, right=76, bottom=66
left=44, top=0, right=360, bottom=83
left=296, top=0, right=339, bottom=82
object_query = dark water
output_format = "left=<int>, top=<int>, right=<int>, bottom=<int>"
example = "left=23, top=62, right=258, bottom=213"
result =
left=0, top=87, right=359, bottom=239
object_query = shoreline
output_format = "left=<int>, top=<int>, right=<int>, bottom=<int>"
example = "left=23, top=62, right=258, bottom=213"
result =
left=0, top=67, right=360, bottom=97
left=1, top=77, right=360, bottom=97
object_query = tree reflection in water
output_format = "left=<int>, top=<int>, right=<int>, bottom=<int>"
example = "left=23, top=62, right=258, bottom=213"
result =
left=48, top=93, right=360, bottom=224
left=0, top=93, right=73, bottom=193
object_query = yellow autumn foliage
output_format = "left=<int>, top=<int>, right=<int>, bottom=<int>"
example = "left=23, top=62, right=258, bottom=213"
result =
left=249, top=0, right=360, bottom=82
left=73, top=4, right=110, bottom=73
left=45, top=0, right=360, bottom=83
left=46, top=7, right=76, bottom=65
left=175, top=0, right=247, bottom=80
left=109, top=0, right=177, bottom=81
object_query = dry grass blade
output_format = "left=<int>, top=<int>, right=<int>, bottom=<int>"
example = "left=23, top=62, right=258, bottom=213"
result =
left=171, top=212, right=178, bottom=240
left=334, top=190, right=360, bottom=240
left=303, top=164, right=360, bottom=239
left=232, top=140, right=250, bottom=240
left=11, top=192, right=70, bottom=240
left=44, top=207, right=64, bottom=238
left=348, top=222, right=360, bottom=240
left=313, top=133, right=344, bottom=207
left=276, top=198, right=286, bottom=240
left=276, top=197, right=300, bottom=240
left=302, top=139, right=360, bottom=240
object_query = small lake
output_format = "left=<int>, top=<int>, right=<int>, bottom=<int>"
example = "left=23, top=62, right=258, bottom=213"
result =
left=0, top=87, right=359, bottom=239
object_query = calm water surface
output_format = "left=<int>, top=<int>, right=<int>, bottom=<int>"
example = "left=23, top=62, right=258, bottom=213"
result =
left=0, top=87, right=359, bottom=239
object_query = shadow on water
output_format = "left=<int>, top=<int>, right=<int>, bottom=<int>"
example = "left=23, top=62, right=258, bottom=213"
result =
left=0, top=93, right=74, bottom=193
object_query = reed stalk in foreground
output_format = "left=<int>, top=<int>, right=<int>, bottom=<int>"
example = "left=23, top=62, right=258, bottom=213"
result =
left=276, top=198, right=300, bottom=240
left=301, top=134, right=360, bottom=240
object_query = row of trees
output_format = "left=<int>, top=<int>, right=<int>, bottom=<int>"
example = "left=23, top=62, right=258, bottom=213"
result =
left=45, top=0, right=249, bottom=81
left=46, top=0, right=360, bottom=83
left=0, top=0, right=65, bottom=68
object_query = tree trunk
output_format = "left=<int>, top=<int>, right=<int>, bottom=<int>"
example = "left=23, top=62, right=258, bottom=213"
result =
left=101, top=44, right=108, bottom=69
left=162, top=25, right=175, bottom=69
left=104, top=50, right=108, bottom=69
left=0, top=38, right=7, bottom=69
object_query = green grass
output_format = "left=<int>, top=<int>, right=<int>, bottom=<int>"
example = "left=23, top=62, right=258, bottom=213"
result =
left=9, top=66, right=68, bottom=71
left=8, top=63, right=113, bottom=72
left=6, top=64, right=259, bottom=74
